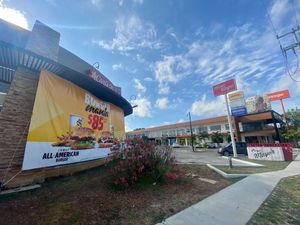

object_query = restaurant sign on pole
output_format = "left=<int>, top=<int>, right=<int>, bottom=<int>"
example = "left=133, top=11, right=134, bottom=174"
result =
left=266, top=89, right=291, bottom=125
left=212, top=78, right=237, bottom=157
left=228, top=90, right=247, bottom=117
left=213, top=79, right=237, bottom=96
left=267, top=90, right=290, bottom=101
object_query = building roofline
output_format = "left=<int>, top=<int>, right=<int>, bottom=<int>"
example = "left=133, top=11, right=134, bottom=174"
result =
left=127, top=110, right=283, bottom=135
left=127, top=116, right=228, bottom=134
left=0, top=19, right=133, bottom=116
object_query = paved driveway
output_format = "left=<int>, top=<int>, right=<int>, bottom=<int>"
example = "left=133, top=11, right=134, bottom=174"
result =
left=172, top=147, right=249, bottom=166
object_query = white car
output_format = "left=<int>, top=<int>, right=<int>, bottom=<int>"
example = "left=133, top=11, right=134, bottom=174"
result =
left=172, top=143, right=181, bottom=148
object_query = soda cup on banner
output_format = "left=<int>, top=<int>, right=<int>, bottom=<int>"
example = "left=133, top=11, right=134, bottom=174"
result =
left=69, top=114, right=84, bottom=133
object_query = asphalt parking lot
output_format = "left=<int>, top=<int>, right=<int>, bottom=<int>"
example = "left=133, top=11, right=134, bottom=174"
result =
left=172, top=147, right=250, bottom=166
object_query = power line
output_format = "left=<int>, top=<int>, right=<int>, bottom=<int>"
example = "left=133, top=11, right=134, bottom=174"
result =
left=292, top=0, right=299, bottom=27
left=283, top=49, right=300, bottom=82
left=260, top=0, right=281, bottom=45
left=261, top=0, right=300, bottom=82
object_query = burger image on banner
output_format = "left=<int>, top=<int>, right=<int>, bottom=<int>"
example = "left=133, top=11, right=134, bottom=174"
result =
left=51, top=132, right=73, bottom=147
left=51, top=127, right=96, bottom=150
left=70, top=127, right=96, bottom=150
left=98, top=131, right=114, bottom=148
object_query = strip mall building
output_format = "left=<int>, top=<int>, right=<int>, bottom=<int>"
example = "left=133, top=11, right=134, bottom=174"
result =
left=0, top=19, right=132, bottom=188
left=126, top=110, right=285, bottom=146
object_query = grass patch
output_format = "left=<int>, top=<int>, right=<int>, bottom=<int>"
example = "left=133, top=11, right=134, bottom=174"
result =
left=0, top=165, right=233, bottom=225
left=248, top=175, right=300, bottom=225
left=216, top=159, right=291, bottom=174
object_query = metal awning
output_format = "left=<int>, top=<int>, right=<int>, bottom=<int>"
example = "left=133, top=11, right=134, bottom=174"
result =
left=0, top=41, right=133, bottom=116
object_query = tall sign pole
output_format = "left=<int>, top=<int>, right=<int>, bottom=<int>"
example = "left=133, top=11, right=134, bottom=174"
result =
left=224, top=93, right=237, bottom=157
left=213, top=79, right=238, bottom=157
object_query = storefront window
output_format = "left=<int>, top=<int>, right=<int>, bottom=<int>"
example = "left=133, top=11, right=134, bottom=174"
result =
left=225, top=124, right=230, bottom=130
left=210, top=125, right=221, bottom=131
left=198, top=126, right=208, bottom=132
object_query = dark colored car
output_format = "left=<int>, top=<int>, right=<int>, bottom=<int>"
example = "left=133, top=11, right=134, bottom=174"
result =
left=218, top=142, right=248, bottom=156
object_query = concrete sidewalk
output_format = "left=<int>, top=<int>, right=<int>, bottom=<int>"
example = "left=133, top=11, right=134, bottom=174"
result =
left=157, top=154, right=300, bottom=225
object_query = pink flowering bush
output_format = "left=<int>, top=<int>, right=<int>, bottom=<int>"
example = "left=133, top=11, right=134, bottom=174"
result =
left=106, top=138, right=177, bottom=188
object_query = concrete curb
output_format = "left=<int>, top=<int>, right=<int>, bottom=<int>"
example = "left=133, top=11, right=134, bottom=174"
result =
left=206, top=164, right=249, bottom=179
left=0, top=184, right=41, bottom=195
left=221, top=156, right=264, bottom=167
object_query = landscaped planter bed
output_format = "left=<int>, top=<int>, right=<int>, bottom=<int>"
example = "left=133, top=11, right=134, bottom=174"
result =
left=0, top=165, right=232, bottom=225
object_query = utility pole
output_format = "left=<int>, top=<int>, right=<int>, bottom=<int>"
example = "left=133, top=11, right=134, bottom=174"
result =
left=188, top=112, right=195, bottom=152
left=277, top=25, right=300, bottom=52
left=277, top=26, right=300, bottom=82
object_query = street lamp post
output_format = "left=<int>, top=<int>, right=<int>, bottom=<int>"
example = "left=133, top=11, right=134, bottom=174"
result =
left=188, top=112, right=195, bottom=152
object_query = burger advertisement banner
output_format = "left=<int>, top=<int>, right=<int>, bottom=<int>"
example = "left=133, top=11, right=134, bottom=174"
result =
left=22, top=70, right=125, bottom=170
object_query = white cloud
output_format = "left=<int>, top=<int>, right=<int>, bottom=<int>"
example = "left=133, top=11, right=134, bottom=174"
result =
left=112, top=63, right=122, bottom=70
left=45, top=0, right=57, bottom=7
left=125, top=118, right=131, bottom=132
left=190, top=94, right=225, bottom=117
left=144, top=77, right=153, bottom=82
left=154, top=55, right=191, bottom=94
left=133, top=78, right=146, bottom=93
left=270, top=0, right=290, bottom=29
left=131, top=97, right=151, bottom=117
left=158, top=85, right=170, bottom=95
left=0, top=0, right=29, bottom=29
left=132, top=0, right=143, bottom=4
left=95, top=15, right=159, bottom=53
left=152, top=20, right=286, bottom=97
left=155, top=97, right=169, bottom=109
left=118, top=0, right=124, bottom=6
left=178, top=119, right=185, bottom=123
left=115, top=0, right=143, bottom=6
left=90, top=0, right=103, bottom=8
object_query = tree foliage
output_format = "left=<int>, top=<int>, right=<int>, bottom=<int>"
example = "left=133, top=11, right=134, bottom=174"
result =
left=282, top=108, right=300, bottom=144
left=211, top=132, right=223, bottom=144
left=197, top=131, right=209, bottom=141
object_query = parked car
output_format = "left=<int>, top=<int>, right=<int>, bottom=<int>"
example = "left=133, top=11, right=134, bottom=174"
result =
left=218, top=142, right=247, bottom=156
left=206, top=142, right=217, bottom=148
left=172, top=143, right=181, bottom=148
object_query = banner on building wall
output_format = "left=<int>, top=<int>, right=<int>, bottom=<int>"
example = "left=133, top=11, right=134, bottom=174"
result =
left=22, top=70, right=125, bottom=170
left=245, top=95, right=271, bottom=114
left=247, top=146, right=284, bottom=161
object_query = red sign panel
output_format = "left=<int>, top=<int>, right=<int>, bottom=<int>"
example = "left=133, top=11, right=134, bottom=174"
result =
left=267, top=90, right=290, bottom=101
left=213, top=79, right=237, bottom=96
left=87, top=69, right=122, bottom=95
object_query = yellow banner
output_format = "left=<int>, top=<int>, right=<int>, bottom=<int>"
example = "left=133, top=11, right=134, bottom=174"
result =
left=22, top=70, right=125, bottom=170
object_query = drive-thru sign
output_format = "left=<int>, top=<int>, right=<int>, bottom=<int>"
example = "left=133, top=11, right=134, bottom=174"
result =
left=212, top=79, right=238, bottom=157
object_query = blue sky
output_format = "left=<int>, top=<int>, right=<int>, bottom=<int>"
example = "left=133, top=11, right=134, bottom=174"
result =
left=1, top=0, right=300, bottom=131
